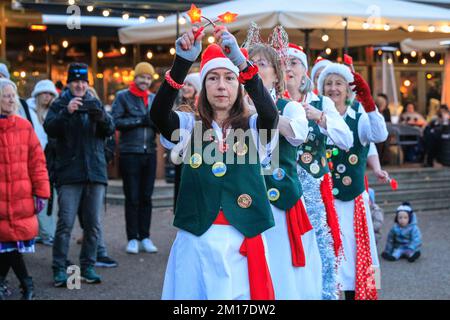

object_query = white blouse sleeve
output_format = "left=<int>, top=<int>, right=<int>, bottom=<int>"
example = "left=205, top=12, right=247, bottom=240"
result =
left=368, top=142, right=379, bottom=157
left=319, top=96, right=353, bottom=151
left=159, top=111, right=195, bottom=150
left=249, top=113, right=279, bottom=165
left=357, top=107, right=389, bottom=146
left=282, top=101, right=308, bottom=147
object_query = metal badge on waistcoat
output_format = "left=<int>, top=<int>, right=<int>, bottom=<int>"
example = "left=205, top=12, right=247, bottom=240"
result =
left=212, top=162, right=227, bottom=177
left=233, top=141, right=248, bottom=156
left=189, top=153, right=202, bottom=168
left=348, top=154, right=359, bottom=165
left=342, top=176, right=352, bottom=186
left=301, top=152, right=313, bottom=164
left=310, top=162, right=320, bottom=175
left=267, top=188, right=280, bottom=201
left=237, top=194, right=252, bottom=208
left=272, top=168, right=286, bottom=181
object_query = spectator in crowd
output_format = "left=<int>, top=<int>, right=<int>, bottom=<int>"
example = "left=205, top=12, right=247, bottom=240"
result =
left=0, top=63, right=38, bottom=128
left=423, top=104, right=450, bottom=167
left=27, top=80, right=59, bottom=246
left=382, top=202, right=422, bottom=263
left=111, top=62, right=158, bottom=254
left=375, top=93, right=391, bottom=123
left=44, top=63, right=115, bottom=287
left=54, top=81, right=64, bottom=95
left=0, top=79, right=50, bottom=300
left=400, top=102, right=426, bottom=127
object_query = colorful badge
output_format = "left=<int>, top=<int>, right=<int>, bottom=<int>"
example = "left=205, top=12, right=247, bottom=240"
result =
left=310, top=163, right=320, bottom=175
left=321, top=157, right=327, bottom=167
left=332, top=188, right=339, bottom=196
left=272, top=168, right=286, bottom=181
left=301, top=152, right=313, bottom=164
left=337, top=164, right=347, bottom=174
left=342, top=176, right=352, bottom=186
left=212, top=162, right=227, bottom=177
left=348, top=154, right=359, bottom=165
left=267, top=188, right=280, bottom=201
left=326, top=149, right=332, bottom=159
left=233, top=141, right=248, bottom=156
left=189, top=153, right=202, bottom=169
left=237, top=194, right=252, bottom=208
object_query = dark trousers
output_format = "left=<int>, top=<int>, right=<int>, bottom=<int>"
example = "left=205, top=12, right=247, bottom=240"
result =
left=119, top=153, right=157, bottom=241
left=423, top=126, right=441, bottom=166
left=0, top=251, right=29, bottom=280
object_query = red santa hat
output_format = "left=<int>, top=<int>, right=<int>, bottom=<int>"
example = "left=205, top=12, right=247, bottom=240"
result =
left=311, top=56, right=332, bottom=82
left=287, top=43, right=308, bottom=70
left=317, top=62, right=355, bottom=100
left=200, top=44, right=248, bottom=82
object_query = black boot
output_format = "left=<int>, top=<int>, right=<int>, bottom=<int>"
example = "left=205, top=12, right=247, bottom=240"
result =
left=19, top=277, right=35, bottom=300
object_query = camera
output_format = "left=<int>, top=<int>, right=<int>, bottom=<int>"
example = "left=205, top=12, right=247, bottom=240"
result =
left=76, top=100, right=101, bottom=113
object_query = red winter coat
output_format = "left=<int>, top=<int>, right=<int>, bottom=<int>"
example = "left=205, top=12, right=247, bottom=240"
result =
left=0, top=115, right=50, bottom=242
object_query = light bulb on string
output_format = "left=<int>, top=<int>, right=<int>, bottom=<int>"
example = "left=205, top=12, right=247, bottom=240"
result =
left=157, top=15, right=165, bottom=23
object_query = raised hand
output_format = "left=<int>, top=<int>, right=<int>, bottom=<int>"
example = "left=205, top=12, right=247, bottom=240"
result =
left=349, top=72, right=376, bottom=112
left=213, top=25, right=246, bottom=68
left=175, top=26, right=204, bottom=62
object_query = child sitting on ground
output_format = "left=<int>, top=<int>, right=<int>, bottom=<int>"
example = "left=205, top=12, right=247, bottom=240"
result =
left=382, top=202, right=422, bottom=262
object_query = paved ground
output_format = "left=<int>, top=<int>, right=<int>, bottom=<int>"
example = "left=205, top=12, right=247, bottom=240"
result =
left=4, top=204, right=450, bottom=300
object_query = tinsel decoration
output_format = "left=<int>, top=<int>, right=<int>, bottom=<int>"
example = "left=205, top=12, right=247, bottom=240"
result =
left=297, top=165, right=339, bottom=300
left=242, top=21, right=263, bottom=49
left=269, top=25, right=290, bottom=68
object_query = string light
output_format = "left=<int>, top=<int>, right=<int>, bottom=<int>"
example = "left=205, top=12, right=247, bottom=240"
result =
left=96, top=73, right=104, bottom=79
left=139, top=16, right=146, bottom=23
left=439, top=59, right=444, bottom=65
left=153, top=74, right=160, bottom=80
left=428, top=25, right=435, bottom=32
left=362, top=21, right=369, bottom=29
left=62, top=40, right=69, bottom=48
left=407, top=25, right=414, bottom=32
left=68, top=0, right=75, bottom=5
left=377, top=49, right=383, bottom=56
left=321, top=34, right=329, bottom=42
left=28, top=44, right=34, bottom=53
left=410, top=50, right=417, bottom=57
left=442, top=25, right=450, bottom=33
left=97, top=51, right=104, bottom=59
left=421, top=58, right=427, bottom=65
left=426, top=73, right=432, bottom=79
left=102, top=10, right=110, bottom=17
left=403, top=80, right=411, bottom=87
left=207, top=36, right=215, bottom=44
left=120, top=47, right=127, bottom=55
left=395, top=50, right=401, bottom=57
left=429, top=51, right=436, bottom=58
left=20, top=71, right=26, bottom=78
left=403, top=58, right=409, bottom=64
left=157, top=15, right=165, bottom=23
left=87, top=5, right=94, bottom=12
left=178, top=17, right=186, bottom=25
left=122, top=13, right=130, bottom=20
left=169, top=47, right=176, bottom=55
left=341, top=19, right=348, bottom=27
left=146, top=51, right=153, bottom=59
left=387, top=58, right=393, bottom=64
left=325, top=48, right=332, bottom=55
left=384, top=23, right=390, bottom=31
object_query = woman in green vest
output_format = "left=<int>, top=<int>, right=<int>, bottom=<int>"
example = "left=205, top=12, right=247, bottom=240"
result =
left=246, top=41, right=319, bottom=299
left=317, top=63, right=388, bottom=300
left=150, top=26, right=279, bottom=300
left=285, top=45, right=354, bottom=299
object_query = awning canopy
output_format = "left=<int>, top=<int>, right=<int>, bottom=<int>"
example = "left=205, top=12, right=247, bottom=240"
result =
left=119, top=0, right=450, bottom=48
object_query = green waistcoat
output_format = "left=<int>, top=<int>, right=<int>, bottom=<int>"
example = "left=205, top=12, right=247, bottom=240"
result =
left=263, top=99, right=303, bottom=211
left=327, top=111, right=369, bottom=201
left=297, top=96, right=330, bottom=179
left=174, top=121, right=274, bottom=238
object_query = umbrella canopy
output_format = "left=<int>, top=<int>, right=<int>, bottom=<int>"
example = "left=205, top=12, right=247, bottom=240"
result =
left=119, top=0, right=450, bottom=48
left=400, top=37, right=450, bottom=52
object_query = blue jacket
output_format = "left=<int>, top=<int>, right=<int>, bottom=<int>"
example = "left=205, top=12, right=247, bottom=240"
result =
left=384, top=213, right=422, bottom=253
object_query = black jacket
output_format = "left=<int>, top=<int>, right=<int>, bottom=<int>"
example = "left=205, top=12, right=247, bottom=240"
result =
left=43, top=89, right=115, bottom=186
left=111, top=89, right=157, bottom=154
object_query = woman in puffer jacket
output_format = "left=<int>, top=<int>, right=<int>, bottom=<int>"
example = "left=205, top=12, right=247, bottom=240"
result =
left=0, top=79, right=50, bottom=300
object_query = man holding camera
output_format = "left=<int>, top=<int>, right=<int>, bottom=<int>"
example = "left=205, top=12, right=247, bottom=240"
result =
left=44, top=63, right=115, bottom=287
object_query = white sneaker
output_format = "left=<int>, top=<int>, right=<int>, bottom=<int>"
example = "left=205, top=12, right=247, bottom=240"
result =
left=126, top=239, right=139, bottom=254
left=141, top=238, right=158, bottom=253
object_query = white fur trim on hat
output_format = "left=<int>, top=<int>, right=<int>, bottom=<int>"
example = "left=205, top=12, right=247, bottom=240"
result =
left=31, top=79, right=59, bottom=98
left=317, top=63, right=355, bottom=100
left=311, top=59, right=331, bottom=83
left=200, top=58, right=239, bottom=83
left=184, top=72, right=201, bottom=94
left=287, top=47, right=308, bottom=70
left=397, top=204, right=413, bottom=213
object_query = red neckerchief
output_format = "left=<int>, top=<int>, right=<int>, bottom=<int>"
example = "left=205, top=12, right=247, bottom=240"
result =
left=129, top=82, right=149, bottom=107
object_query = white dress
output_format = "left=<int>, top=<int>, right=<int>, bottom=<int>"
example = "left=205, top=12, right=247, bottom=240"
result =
left=333, top=105, right=388, bottom=291
left=160, top=112, right=277, bottom=300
